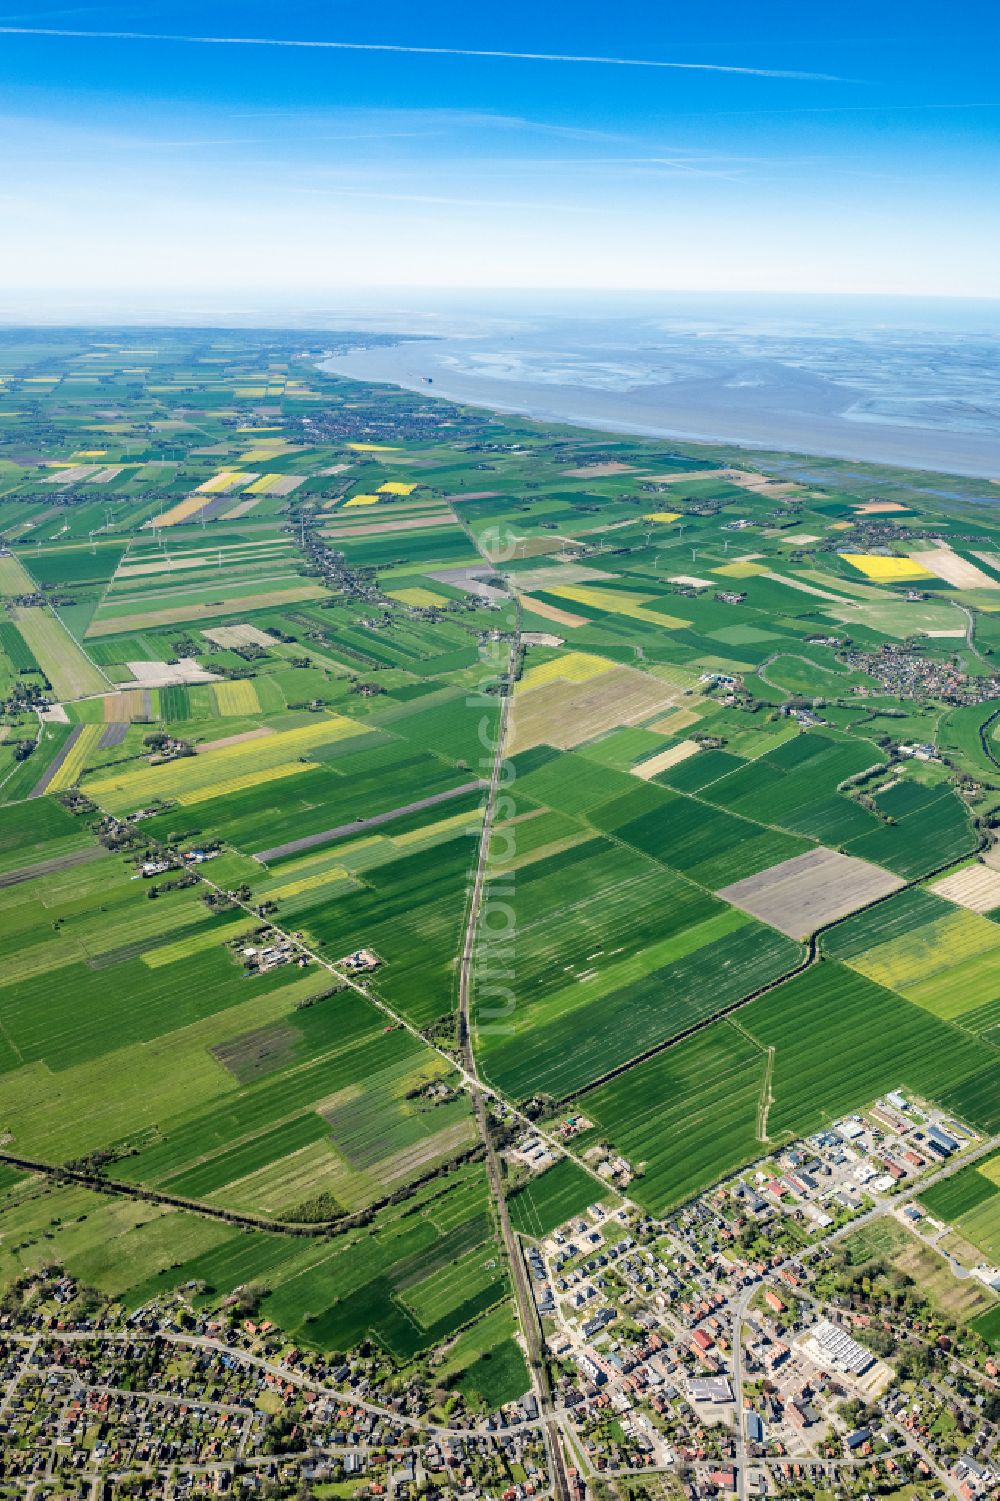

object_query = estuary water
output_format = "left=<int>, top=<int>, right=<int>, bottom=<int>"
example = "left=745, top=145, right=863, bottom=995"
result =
left=320, top=296, right=1000, bottom=481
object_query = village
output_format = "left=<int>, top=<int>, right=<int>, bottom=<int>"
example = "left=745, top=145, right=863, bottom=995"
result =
left=504, top=1091, right=1000, bottom=1501
left=2, top=1087, right=998, bottom=1501
left=0, top=1306, right=552, bottom=1501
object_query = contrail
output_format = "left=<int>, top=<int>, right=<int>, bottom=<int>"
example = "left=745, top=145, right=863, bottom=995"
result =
left=0, top=26, right=841, bottom=80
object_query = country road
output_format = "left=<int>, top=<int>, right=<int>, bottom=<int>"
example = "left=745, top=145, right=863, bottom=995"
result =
left=453, top=602, right=572, bottom=1501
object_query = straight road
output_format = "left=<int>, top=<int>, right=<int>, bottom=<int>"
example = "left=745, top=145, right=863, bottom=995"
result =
left=453, top=611, right=573, bottom=1501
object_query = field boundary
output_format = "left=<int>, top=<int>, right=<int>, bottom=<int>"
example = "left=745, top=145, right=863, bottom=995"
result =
left=757, top=1044, right=776, bottom=1142
left=0, top=1141, right=488, bottom=1238
left=563, top=828, right=991, bottom=1108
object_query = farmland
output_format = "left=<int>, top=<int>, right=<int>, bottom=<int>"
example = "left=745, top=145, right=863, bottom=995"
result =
left=920, top=1150, right=1000, bottom=1261
left=10, top=602, right=108, bottom=697
left=2, top=325, right=1000, bottom=1399
left=576, top=961, right=994, bottom=1214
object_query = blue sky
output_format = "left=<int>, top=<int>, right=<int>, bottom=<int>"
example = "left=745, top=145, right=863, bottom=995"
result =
left=1, top=0, right=998, bottom=298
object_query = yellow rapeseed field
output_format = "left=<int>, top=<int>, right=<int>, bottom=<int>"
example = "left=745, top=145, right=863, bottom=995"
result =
left=848, top=907, right=1000, bottom=992
left=177, top=761, right=313, bottom=806
left=265, top=867, right=354, bottom=901
left=212, top=680, right=261, bottom=716
left=840, top=553, right=934, bottom=581
left=389, top=587, right=445, bottom=607
left=195, top=470, right=252, bottom=494
left=548, top=583, right=689, bottom=627
left=642, top=511, right=681, bottom=523
left=346, top=442, right=400, bottom=452
left=518, top=651, right=616, bottom=692
left=86, top=713, right=363, bottom=811
left=245, top=473, right=284, bottom=494
left=379, top=481, right=417, bottom=496
left=713, top=561, right=767, bottom=578
left=393, top=806, right=482, bottom=848
left=344, top=494, right=382, bottom=507
left=148, top=494, right=213, bottom=528
left=47, top=724, right=106, bottom=793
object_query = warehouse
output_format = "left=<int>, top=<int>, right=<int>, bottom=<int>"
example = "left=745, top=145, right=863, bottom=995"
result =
left=802, top=1319, right=874, bottom=1377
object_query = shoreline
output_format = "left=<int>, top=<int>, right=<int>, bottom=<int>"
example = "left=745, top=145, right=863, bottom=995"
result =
left=320, top=342, right=1000, bottom=485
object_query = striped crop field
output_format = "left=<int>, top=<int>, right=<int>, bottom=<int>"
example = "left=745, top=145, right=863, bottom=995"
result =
left=147, top=494, right=215, bottom=528
left=45, top=724, right=106, bottom=792
left=195, top=470, right=253, bottom=494
left=103, top=689, right=150, bottom=722
left=544, top=584, right=688, bottom=627
left=517, top=650, right=615, bottom=692
left=176, top=760, right=314, bottom=806
left=212, top=679, right=261, bottom=716
left=140, top=917, right=258, bottom=969
left=84, top=584, right=328, bottom=635
left=263, top=866, right=357, bottom=902
left=848, top=907, right=1000, bottom=991
left=244, top=473, right=284, bottom=494
left=10, top=605, right=108, bottom=699
left=83, top=713, right=366, bottom=812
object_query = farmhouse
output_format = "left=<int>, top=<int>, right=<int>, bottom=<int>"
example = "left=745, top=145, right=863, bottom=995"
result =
left=340, top=948, right=381, bottom=973
left=242, top=936, right=304, bottom=974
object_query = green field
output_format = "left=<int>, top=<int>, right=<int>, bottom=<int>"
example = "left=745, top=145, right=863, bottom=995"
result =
left=2, top=325, right=1000, bottom=1392
left=920, top=1150, right=1000, bottom=1261
left=507, top=1157, right=601, bottom=1237
left=10, top=602, right=109, bottom=698
left=576, top=962, right=999, bottom=1213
